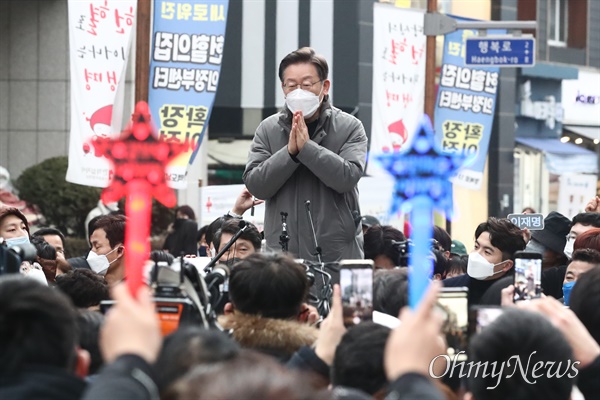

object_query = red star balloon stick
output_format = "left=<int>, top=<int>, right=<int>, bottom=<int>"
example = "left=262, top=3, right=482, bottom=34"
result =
left=93, top=102, right=188, bottom=296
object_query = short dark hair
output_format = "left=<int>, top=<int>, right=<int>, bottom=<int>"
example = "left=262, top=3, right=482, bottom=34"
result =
left=165, top=349, right=320, bottom=400
left=446, top=254, right=468, bottom=277
left=332, top=322, right=391, bottom=396
left=77, top=310, right=104, bottom=374
left=569, top=267, right=600, bottom=345
left=0, top=206, right=30, bottom=236
left=155, top=326, right=240, bottom=393
left=474, top=217, right=526, bottom=260
left=278, top=47, right=329, bottom=82
left=468, top=308, right=573, bottom=400
left=228, top=253, right=309, bottom=319
left=177, top=205, right=196, bottom=220
left=87, top=215, right=103, bottom=241
left=206, top=216, right=230, bottom=248
left=55, top=269, right=110, bottom=308
left=197, top=225, right=209, bottom=243
left=364, top=225, right=406, bottom=267
left=571, top=212, right=600, bottom=229
left=32, top=227, right=66, bottom=246
left=373, top=268, right=408, bottom=317
left=214, top=219, right=261, bottom=252
left=0, top=276, right=78, bottom=374
left=573, top=228, right=600, bottom=252
left=433, top=226, right=452, bottom=252
left=571, top=248, right=600, bottom=265
left=92, top=214, right=125, bottom=247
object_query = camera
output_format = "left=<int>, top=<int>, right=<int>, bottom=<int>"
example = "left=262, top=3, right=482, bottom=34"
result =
left=0, top=239, right=38, bottom=276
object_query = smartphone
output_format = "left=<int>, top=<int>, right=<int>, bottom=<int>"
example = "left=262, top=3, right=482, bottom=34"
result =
left=339, top=259, right=374, bottom=327
left=468, top=306, right=505, bottom=337
left=436, top=287, right=469, bottom=360
left=513, top=251, right=543, bottom=301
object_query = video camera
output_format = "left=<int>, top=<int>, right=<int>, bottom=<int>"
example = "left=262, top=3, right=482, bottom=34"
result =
left=101, top=255, right=222, bottom=336
left=0, top=238, right=37, bottom=276
left=391, top=238, right=444, bottom=267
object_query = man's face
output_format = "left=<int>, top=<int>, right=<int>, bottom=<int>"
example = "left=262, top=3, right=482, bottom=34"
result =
left=473, top=231, right=504, bottom=265
left=564, top=260, right=597, bottom=284
left=42, top=234, right=65, bottom=261
left=0, top=215, right=28, bottom=239
left=471, top=231, right=513, bottom=279
left=218, top=233, right=255, bottom=261
left=282, top=63, right=330, bottom=100
left=90, top=228, right=122, bottom=264
left=42, top=234, right=70, bottom=275
left=568, top=223, right=595, bottom=241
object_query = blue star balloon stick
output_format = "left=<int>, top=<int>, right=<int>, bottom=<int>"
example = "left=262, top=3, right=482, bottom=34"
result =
left=375, top=114, right=466, bottom=309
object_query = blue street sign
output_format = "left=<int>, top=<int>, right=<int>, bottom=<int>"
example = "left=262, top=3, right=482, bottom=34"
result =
left=465, top=36, right=535, bottom=67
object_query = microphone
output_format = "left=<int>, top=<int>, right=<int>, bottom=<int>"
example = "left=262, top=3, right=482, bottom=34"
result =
left=279, top=211, right=290, bottom=253
left=305, top=200, right=322, bottom=263
left=203, top=220, right=248, bottom=273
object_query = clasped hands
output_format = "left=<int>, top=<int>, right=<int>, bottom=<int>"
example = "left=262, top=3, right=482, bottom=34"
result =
left=287, top=111, right=310, bottom=156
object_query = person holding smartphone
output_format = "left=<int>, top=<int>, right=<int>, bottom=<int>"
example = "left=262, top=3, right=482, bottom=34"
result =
left=443, top=218, right=526, bottom=305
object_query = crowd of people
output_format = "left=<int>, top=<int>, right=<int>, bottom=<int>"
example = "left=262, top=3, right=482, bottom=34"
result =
left=1, top=47, right=600, bottom=399
left=2, top=193, right=600, bottom=399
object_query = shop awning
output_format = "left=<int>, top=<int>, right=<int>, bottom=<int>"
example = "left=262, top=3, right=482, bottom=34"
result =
left=515, top=137, right=594, bottom=155
left=208, top=139, right=252, bottom=166
left=564, top=125, right=600, bottom=141
left=515, top=137, right=597, bottom=174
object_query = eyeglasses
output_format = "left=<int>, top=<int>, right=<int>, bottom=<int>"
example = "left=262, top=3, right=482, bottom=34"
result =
left=282, top=80, right=323, bottom=92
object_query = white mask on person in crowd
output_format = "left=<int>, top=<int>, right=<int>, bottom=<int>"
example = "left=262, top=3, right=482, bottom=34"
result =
left=467, top=252, right=507, bottom=280
left=564, top=237, right=574, bottom=260
left=87, top=247, right=120, bottom=276
left=4, top=235, right=30, bottom=248
left=285, top=87, right=323, bottom=119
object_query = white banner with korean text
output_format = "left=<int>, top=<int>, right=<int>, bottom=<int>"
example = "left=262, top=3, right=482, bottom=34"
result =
left=66, top=0, right=136, bottom=187
left=368, top=3, right=426, bottom=176
left=198, top=177, right=403, bottom=236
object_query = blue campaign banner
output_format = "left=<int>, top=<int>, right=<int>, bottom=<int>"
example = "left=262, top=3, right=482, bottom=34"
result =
left=433, top=20, right=504, bottom=190
left=148, top=0, right=229, bottom=188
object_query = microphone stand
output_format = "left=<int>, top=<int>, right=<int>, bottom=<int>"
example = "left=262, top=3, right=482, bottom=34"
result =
left=305, top=200, right=331, bottom=318
left=304, top=201, right=322, bottom=264
left=279, top=212, right=290, bottom=253
left=203, top=220, right=248, bottom=273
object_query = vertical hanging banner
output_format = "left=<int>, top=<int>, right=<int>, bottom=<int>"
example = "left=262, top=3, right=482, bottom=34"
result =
left=149, top=0, right=229, bottom=189
left=434, top=22, right=504, bottom=190
left=369, top=3, right=426, bottom=176
left=66, top=0, right=137, bottom=187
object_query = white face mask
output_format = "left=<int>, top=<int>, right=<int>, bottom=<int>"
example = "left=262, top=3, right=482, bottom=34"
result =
left=564, top=238, right=574, bottom=259
left=285, top=86, right=323, bottom=118
left=87, top=247, right=119, bottom=276
left=467, top=252, right=507, bottom=280
left=4, top=235, right=30, bottom=248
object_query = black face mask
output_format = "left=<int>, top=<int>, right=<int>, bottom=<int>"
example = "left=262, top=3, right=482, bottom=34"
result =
left=219, top=257, right=243, bottom=268
left=198, top=245, right=208, bottom=257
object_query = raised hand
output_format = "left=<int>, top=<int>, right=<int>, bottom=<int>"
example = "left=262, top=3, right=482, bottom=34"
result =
left=232, top=187, right=264, bottom=216
left=288, top=119, right=298, bottom=156
left=314, top=284, right=346, bottom=366
left=294, top=112, right=309, bottom=152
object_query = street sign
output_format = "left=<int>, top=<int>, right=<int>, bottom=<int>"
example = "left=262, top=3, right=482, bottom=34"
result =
left=465, top=36, right=535, bottom=67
